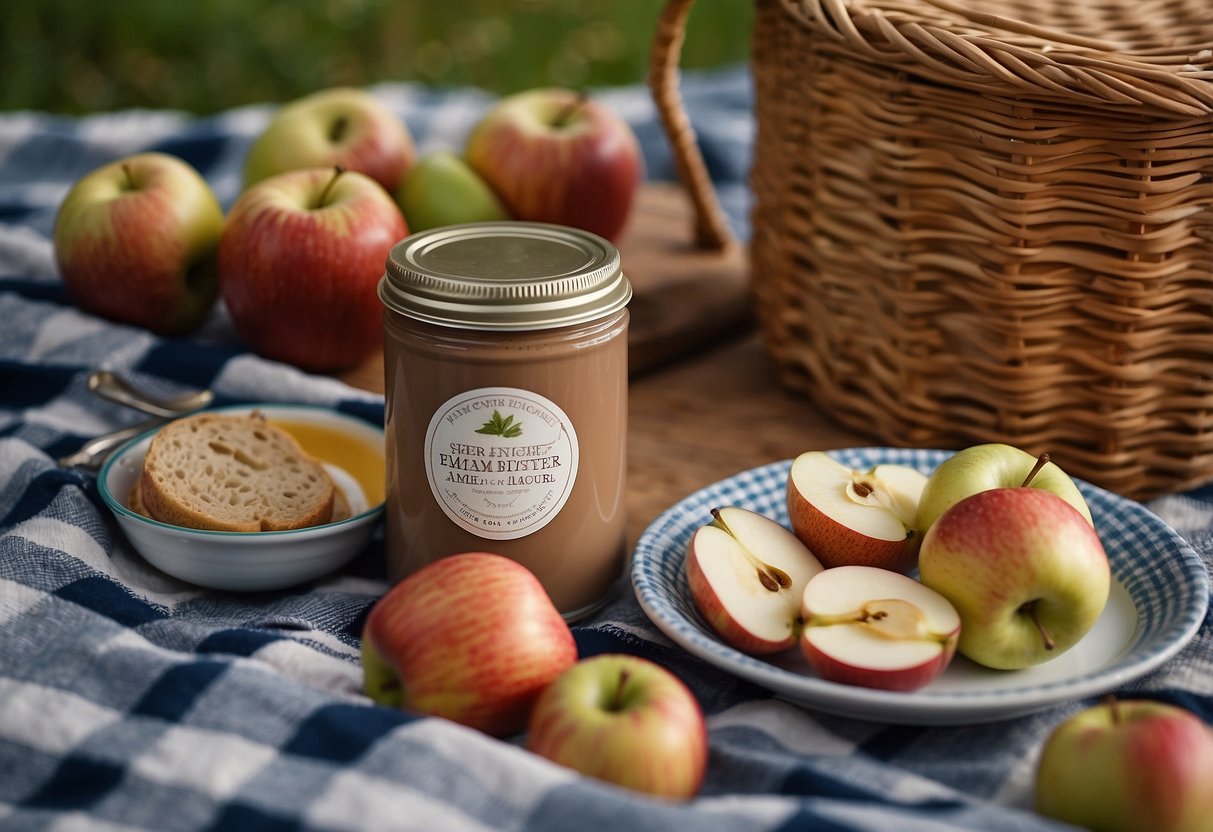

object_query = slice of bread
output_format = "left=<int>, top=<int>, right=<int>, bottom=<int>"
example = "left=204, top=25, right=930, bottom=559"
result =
left=128, top=470, right=350, bottom=525
left=139, top=411, right=336, bottom=532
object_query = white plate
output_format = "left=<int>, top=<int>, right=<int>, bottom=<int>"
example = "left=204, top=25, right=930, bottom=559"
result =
left=631, top=448, right=1209, bottom=725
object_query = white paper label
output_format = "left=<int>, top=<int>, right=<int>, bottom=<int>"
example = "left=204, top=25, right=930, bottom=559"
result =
left=424, top=386, right=579, bottom=540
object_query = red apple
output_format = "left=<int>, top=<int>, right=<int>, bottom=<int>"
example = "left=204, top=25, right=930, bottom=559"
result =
left=787, top=452, right=927, bottom=572
left=243, top=87, right=416, bottom=193
left=219, top=166, right=407, bottom=371
left=362, top=552, right=578, bottom=737
left=800, top=565, right=960, bottom=692
left=527, top=654, right=708, bottom=799
left=1035, top=697, right=1213, bottom=832
left=685, top=506, right=823, bottom=654
left=464, top=88, right=643, bottom=242
left=53, top=151, right=224, bottom=335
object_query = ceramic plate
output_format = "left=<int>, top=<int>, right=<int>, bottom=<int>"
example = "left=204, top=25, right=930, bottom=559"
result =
left=631, top=448, right=1209, bottom=725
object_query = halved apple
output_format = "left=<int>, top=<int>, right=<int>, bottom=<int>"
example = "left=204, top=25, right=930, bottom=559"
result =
left=787, top=452, right=927, bottom=572
left=685, top=506, right=824, bottom=654
left=800, top=565, right=961, bottom=692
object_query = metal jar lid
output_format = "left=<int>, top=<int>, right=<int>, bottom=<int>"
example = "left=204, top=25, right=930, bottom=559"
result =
left=379, top=222, right=632, bottom=331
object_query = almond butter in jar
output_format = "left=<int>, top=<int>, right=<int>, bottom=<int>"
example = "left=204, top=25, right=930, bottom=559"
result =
left=378, top=222, right=632, bottom=621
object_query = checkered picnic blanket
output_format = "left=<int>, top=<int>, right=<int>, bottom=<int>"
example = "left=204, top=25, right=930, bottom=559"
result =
left=1, top=68, right=1210, bottom=831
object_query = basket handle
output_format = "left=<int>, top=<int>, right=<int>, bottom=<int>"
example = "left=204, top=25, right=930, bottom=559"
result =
left=648, top=0, right=737, bottom=251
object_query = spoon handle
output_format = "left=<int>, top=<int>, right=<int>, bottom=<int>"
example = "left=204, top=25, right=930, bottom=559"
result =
left=88, top=370, right=213, bottom=419
left=58, top=418, right=164, bottom=470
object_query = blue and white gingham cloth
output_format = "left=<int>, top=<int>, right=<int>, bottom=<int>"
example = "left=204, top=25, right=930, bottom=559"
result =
left=1, top=69, right=1210, bottom=831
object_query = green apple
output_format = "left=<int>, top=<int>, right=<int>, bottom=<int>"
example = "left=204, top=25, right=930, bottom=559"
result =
left=395, top=150, right=510, bottom=232
left=527, top=654, right=708, bottom=799
left=362, top=552, right=577, bottom=737
left=243, top=87, right=415, bottom=192
left=918, top=487, right=1110, bottom=669
left=1036, top=697, right=1213, bottom=832
left=53, top=152, right=223, bottom=335
left=916, top=444, right=1092, bottom=536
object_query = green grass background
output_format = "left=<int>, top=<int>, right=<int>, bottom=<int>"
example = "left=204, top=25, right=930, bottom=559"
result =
left=3, top=0, right=753, bottom=114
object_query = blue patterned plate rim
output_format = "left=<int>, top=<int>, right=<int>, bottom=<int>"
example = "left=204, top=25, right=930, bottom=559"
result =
left=631, top=447, right=1210, bottom=725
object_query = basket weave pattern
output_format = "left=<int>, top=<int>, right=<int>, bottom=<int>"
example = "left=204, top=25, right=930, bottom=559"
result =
left=654, top=0, right=1213, bottom=498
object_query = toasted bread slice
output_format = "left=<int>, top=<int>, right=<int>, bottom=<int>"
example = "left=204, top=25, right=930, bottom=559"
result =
left=129, top=470, right=350, bottom=525
left=139, top=411, right=336, bottom=532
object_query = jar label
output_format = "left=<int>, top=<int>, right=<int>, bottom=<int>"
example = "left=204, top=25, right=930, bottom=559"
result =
left=424, top=386, right=580, bottom=540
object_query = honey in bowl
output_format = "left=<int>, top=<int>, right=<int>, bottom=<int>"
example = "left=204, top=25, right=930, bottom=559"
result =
left=269, top=418, right=386, bottom=507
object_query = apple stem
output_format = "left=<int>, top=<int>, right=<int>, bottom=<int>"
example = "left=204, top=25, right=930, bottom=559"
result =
left=1102, top=694, right=1122, bottom=725
left=1020, top=452, right=1051, bottom=488
left=121, top=163, right=135, bottom=191
left=552, top=92, right=587, bottom=128
left=316, top=166, right=345, bottom=207
left=328, top=115, right=349, bottom=144
left=609, top=668, right=631, bottom=712
left=1022, top=600, right=1056, bottom=651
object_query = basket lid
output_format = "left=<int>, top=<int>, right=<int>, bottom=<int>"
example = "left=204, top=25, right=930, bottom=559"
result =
left=782, top=0, right=1213, bottom=116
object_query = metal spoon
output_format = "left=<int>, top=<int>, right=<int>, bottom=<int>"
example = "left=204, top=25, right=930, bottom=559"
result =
left=88, top=370, right=213, bottom=419
left=57, top=417, right=164, bottom=470
left=58, top=372, right=214, bottom=470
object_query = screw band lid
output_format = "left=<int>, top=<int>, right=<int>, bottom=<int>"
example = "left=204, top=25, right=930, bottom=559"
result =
left=379, top=222, right=632, bottom=330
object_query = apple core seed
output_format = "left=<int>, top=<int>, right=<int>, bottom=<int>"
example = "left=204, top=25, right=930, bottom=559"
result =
left=809, top=599, right=929, bottom=641
left=844, top=474, right=917, bottom=528
left=711, top=508, right=794, bottom=592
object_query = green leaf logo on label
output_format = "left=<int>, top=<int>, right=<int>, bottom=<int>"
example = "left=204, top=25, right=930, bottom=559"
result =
left=475, top=410, right=523, bottom=438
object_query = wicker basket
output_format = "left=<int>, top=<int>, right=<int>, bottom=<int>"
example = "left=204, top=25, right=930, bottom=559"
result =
left=650, top=0, right=1213, bottom=499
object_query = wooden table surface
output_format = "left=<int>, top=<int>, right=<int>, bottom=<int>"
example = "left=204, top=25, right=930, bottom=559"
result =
left=340, top=183, right=870, bottom=549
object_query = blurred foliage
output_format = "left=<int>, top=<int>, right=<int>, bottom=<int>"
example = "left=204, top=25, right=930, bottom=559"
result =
left=1, top=0, right=752, bottom=114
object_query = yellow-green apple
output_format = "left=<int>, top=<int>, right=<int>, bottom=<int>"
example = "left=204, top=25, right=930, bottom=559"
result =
left=53, top=151, right=223, bottom=335
left=1035, top=697, right=1213, bottom=832
left=527, top=654, right=708, bottom=800
left=464, top=88, right=642, bottom=242
left=916, top=444, right=1092, bottom=536
left=395, top=150, right=510, bottom=232
left=800, top=565, right=961, bottom=692
left=685, top=506, right=823, bottom=654
left=243, top=87, right=415, bottom=192
left=362, top=552, right=577, bottom=737
left=786, top=452, right=927, bottom=573
left=219, top=167, right=407, bottom=371
left=918, top=487, right=1110, bottom=670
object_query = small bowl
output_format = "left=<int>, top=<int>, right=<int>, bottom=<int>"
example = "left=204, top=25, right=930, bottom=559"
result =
left=98, top=403, right=386, bottom=591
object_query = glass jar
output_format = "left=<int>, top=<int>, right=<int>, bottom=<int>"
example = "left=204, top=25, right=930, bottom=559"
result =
left=378, top=222, right=632, bottom=621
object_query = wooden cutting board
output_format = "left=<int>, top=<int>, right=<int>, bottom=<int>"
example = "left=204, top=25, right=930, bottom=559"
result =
left=339, top=183, right=751, bottom=394
left=609, top=182, right=751, bottom=374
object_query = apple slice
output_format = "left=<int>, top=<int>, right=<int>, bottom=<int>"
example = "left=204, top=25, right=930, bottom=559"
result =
left=787, top=452, right=927, bottom=572
left=800, top=565, right=961, bottom=692
left=685, top=506, right=824, bottom=654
